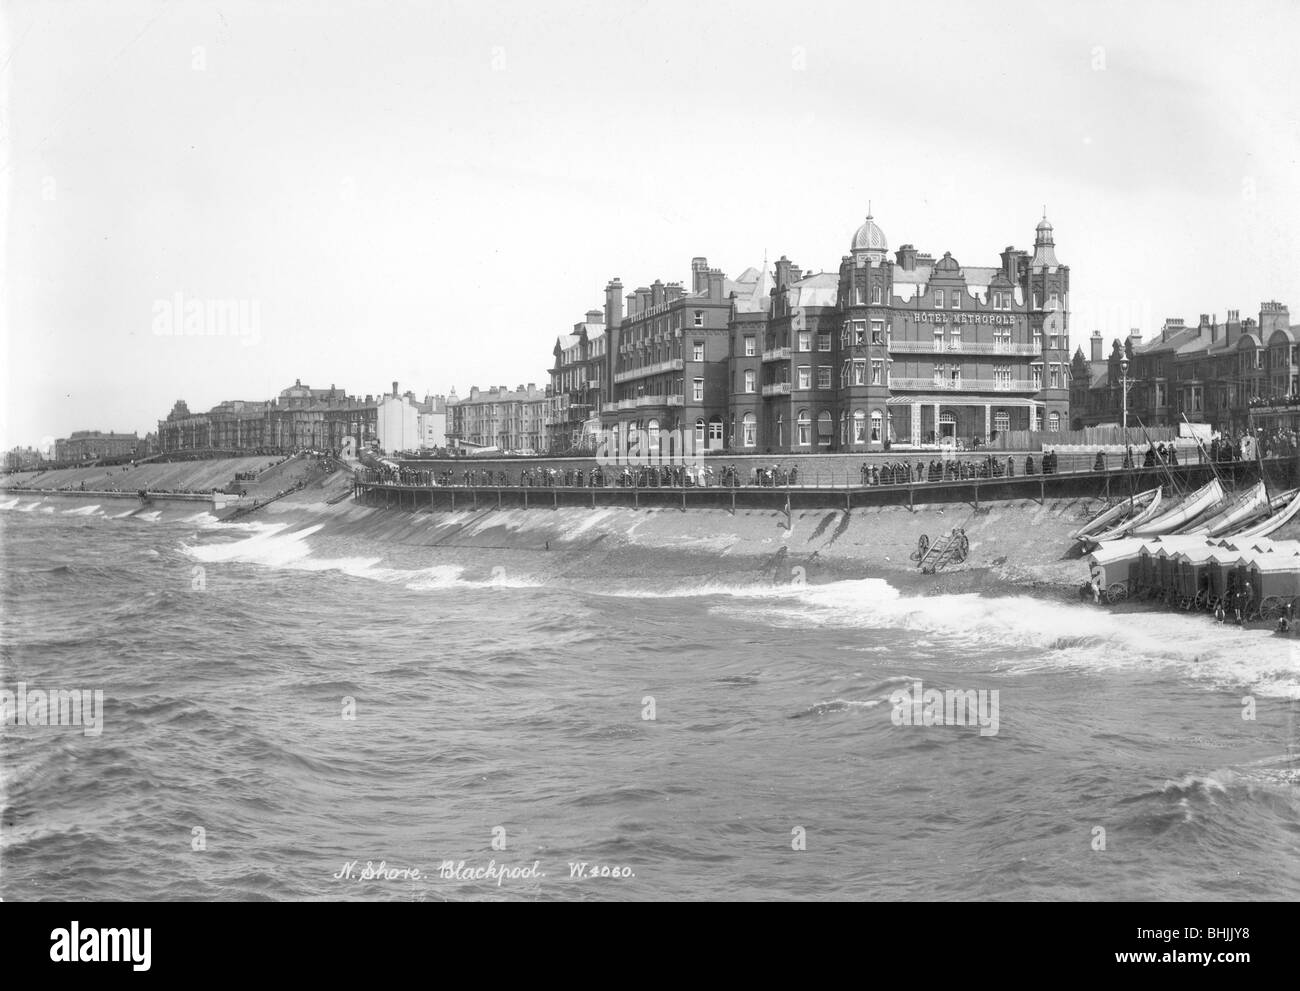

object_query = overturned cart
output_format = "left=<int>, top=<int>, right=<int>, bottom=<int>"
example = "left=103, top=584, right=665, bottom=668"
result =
left=912, top=528, right=970, bottom=574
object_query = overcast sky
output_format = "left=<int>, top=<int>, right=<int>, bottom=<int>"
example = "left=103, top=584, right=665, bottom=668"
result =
left=3, top=0, right=1298, bottom=448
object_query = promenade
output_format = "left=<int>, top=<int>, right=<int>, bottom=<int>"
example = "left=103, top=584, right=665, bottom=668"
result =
left=353, top=456, right=1283, bottom=514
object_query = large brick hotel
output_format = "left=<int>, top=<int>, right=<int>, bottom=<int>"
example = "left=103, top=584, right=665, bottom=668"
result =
left=552, top=209, right=1072, bottom=455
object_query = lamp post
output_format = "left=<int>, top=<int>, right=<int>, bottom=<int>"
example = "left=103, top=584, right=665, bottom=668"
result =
left=1119, top=356, right=1130, bottom=433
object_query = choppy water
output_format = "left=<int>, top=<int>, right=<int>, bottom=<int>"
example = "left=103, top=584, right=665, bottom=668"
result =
left=1, top=498, right=1297, bottom=900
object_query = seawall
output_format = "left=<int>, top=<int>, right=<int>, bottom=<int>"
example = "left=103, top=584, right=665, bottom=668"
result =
left=9, top=457, right=1296, bottom=599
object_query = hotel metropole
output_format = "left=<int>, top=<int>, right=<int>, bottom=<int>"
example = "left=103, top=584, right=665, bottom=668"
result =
left=584, top=209, right=1071, bottom=456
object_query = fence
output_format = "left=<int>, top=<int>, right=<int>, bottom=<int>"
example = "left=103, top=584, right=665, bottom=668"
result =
left=988, top=426, right=1180, bottom=451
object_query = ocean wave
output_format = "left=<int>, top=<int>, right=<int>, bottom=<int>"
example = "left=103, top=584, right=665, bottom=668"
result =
left=699, top=578, right=1297, bottom=698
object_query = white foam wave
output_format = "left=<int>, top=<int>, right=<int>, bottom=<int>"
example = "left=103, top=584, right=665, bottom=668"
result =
left=704, top=577, right=1298, bottom=698
left=180, top=526, right=543, bottom=589
left=62, top=504, right=102, bottom=516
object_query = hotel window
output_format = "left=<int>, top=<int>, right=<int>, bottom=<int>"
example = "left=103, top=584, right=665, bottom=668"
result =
left=841, top=323, right=850, bottom=348
left=1031, top=364, right=1042, bottom=389
left=1049, top=364, right=1061, bottom=389
left=870, top=409, right=883, bottom=442
left=776, top=412, right=783, bottom=446
left=818, top=366, right=832, bottom=389
left=994, top=365, right=1012, bottom=388
left=854, top=321, right=866, bottom=345
left=952, top=290, right=961, bottom=309
left=798, top=331, right=811, bottom=352
left=871, top=360, right=883, bottom=385
left=709, top=419, right=723, bottom=443
left=1032, top=327, right=1042, bottom=350
left=855, top=285, right=866, bottom=306
left=1049, top=330, right=1059, bottom=350
left=1032, top=292, right=1041, bottom=309
left=950, top=365, right=962, bottom=387
left=744, top=335, right=756, bottom=357
left=992, top=292, right=1001, bottom=311
left=797, top=410, right=811, bottom=446
left=934, top=364, right=946, bottom=386
left=744, top=369, right=755, bottom=393
left=853, top=409, right=866, bottom=444
left=818, top=411, right=832, bottom=445
left=1049, top=291, right=1059, bottom=308
left=935, top=289, right=945, bottom=309
left=853, top=361, right=866, bottom=386
left=1048, top=411, right=1060, bottom=432
left=840, top=412, right=848, bottom=445
left=693, top=341, right=704, bottom=362
left=693, top=378, right=704, bottom=401
left=841, top=361, right=850, bottom=387
left=993, top=409, right=1010, bottom=434
left=871, top=285, right=882, bottom=305
left=798, top=366, right=812, bottom=389
left=934, top=325, right=944, bottom=350
left=994, top=327, right=1011, bottom=349
left=693, top=311, right=704, bottom=327
left=871, top=320, right=884, bottom=344
left=818, top=332, right=831, bottom=351
left=742, top=413, right=756, bottom=447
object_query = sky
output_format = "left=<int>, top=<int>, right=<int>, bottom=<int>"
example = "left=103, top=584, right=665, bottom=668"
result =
left=3, top=0, right=1298, bottom=449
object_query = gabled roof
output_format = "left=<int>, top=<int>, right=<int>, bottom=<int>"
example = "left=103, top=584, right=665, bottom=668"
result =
left=790, top=272, right=840, bottom=309
left=731, top=262, right=775, bottom=314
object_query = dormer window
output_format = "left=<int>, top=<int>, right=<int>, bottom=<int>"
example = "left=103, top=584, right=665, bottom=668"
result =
left=935, top=289, right=945, bottom=309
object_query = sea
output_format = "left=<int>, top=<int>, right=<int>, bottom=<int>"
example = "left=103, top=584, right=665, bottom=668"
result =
left=1, top=501, right=1297, bottom=901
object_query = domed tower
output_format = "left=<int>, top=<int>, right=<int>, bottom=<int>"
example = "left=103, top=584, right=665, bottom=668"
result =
left=1031, top=212, right=1059, bottom=271
left=851, top=210, right=888, bottom=266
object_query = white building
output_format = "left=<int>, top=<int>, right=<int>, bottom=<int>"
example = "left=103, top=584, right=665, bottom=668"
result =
left=376, top=382, right=420, bottom=454
left=416, top=395, right=448, bottom=450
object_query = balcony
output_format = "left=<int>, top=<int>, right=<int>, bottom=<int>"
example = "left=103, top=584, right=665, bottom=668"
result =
left=635, top=394, right=667, bottom=408
left=617, top=398, right=637, bottom=411
left=666, top=395, right=684, bottom=406
left=601, top=402, right=619, bottom=414
left=888, top=339, right=1041, bottom=356
left=889, top=378, right=1038, bottom=392
left=762, top=382, right=792, bottom=397
left=761, top=347, right=791, bottom=363
left=613, top=357, right=683, bottom=384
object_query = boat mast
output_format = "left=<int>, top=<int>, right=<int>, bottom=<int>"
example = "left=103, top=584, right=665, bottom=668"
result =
left=1249, top=408, right=1273, bottom=515
left=1181, top=413, right=1225, bottom=490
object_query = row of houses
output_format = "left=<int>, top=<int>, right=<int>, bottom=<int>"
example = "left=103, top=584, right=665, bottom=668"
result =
left=154, top=380, right=452, bottom=456
left=1069, top=301, right=1298, bottom=435
left=5, top=431, right=155, bottom=470
left=534, top=208, right=1072, bottom=457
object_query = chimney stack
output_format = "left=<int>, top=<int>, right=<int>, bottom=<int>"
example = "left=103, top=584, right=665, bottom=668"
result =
left=604, top=278, right=624, bottom=328
left=707, top=268, right=725, bottom=301
left=691, top=257, right=709, bottom=294
left=392, top=381, right=399, bottom=397
left=775, top=255, right=792, bottom=289
left=1090, top=329, right=1102, bottom=362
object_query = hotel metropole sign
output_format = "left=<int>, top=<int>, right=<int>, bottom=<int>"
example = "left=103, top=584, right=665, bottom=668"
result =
left=918, top=312, right=1018, bottom=325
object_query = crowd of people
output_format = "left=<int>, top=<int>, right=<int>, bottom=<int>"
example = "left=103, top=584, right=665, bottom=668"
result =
left=360, top=452, right=1077, bottom=489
